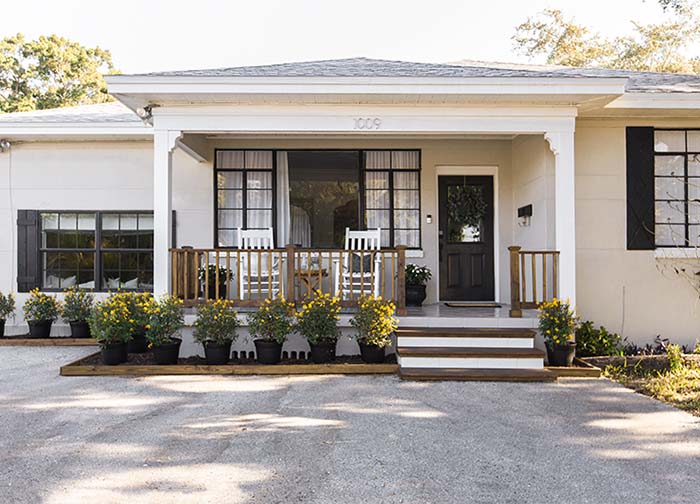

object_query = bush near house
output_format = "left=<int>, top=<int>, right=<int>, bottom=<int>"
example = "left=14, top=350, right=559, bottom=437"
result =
left=575, top=321, right=623, bottom=357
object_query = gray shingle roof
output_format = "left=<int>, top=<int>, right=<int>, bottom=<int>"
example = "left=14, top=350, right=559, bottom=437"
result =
left=134, top=57, right=700, bottom=93
left=0, top=101, right=140, bottom=124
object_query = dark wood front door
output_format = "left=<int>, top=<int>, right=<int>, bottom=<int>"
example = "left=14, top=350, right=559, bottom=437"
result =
left=438, top=175, right=495, bottom=301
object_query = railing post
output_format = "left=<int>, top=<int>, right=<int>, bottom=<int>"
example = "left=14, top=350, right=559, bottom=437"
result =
left=508, top=246, right=522, bottom=318
left=285, top=244, right=296, bottom=304
left=396, top=245, right=407, bottom=316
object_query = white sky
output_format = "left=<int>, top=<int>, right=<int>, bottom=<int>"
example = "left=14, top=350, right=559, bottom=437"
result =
left=0, top=0, right=671, bottom=74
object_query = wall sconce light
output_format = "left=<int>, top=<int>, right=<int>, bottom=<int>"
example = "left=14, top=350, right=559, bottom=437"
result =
left=426, top=214, right=433, bottom=224
left=518, top=204, right=533, bottom=227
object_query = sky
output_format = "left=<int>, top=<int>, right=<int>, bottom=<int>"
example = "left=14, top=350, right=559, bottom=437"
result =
left=0, top=0, right=672, bottom=74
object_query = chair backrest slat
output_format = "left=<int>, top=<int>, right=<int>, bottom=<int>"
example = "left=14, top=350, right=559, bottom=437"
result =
left=238, top=228, right=274, bottom=250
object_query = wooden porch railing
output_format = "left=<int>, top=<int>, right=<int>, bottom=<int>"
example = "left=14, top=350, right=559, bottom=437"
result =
left=508, top=245, right=560, bottom=317
left=170, top=244, right=407, bottom=314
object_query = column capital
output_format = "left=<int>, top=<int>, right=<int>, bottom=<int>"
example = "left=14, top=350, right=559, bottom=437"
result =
left=154, top=129, right=183, bottom=153
left=544, top=130, right=574, bottom=157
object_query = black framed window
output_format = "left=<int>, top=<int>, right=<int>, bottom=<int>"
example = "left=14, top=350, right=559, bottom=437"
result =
left=654, top=130, right=700, bottom=247
left=364, top=150, right=421, bottom=248
left=39, top=211, right=153, bottom=291
left=215, top=150, right=274, bottom=247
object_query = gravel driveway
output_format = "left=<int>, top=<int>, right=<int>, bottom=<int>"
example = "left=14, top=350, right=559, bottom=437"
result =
left=1, top=347, right=700, bottom=504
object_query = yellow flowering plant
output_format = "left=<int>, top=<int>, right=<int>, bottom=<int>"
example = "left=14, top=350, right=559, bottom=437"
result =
left=247, top=296, right=296, bottom=345
left=193, top=299, right=240, bottom=346
left=349, top=295, right=398, bottom=348
left=0, top=291, right=16, bottom=320
left=296, top=291, right=341, bottom=345
left=145, top=295, right=184, bottom=346
left=23, top=288, right=61, bottom=321
left=538, top=298, right=579, bottom=347
left=88, top=292, right=154, bottom=347
left=61, top=287, right=94, bottom=322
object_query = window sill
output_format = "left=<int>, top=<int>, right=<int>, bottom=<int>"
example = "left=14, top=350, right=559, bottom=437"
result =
left=406, top=249, right=424, bottom=258
left=654, top=248, right=700, bottom=259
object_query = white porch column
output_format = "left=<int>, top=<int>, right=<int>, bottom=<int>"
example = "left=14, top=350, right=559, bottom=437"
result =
left=153, top=129, right=181, bottom=296
left=545, top=130, right=576, bottom=307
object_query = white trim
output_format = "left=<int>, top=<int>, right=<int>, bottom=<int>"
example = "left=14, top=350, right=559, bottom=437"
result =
left=0, top=125, right=150, bottom=139
left=655, top=248, right=700, bottom=260
left=434, top=165, right=500, bottom=303
left=606, top=93, right=700, bottom=110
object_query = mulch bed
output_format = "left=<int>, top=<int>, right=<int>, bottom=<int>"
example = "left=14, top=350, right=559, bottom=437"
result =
left=77, top=352, right=397, bottom=367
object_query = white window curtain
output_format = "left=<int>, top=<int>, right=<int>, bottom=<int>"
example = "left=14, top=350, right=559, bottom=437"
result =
left=276, top=151, right=291, bottom=246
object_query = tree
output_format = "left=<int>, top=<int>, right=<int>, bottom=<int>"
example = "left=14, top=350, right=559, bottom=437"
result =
left=512, top=1, right=700, bottom=73
left=0, top=34, right=115, bottom=113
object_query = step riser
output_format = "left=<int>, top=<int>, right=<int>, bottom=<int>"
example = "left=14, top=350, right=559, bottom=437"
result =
left=398, top=337, right=533, bottom=349
left=397, top=355, right=544, bottom=369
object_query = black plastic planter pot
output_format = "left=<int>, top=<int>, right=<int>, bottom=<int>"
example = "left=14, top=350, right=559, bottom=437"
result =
left=28, top=320, right=52, bottom=339
left=69, top=320, right=91, bottom=339
left=405, top=285, right=427, bottom=307
left=202, top=284, right=227, bottom=301
left=547, top=341, right=577, bottom=367
left=254, top=339, right=283, bottom=364
left=101, top=342, right=128, bottom=365
left=127, top=332, right=149, bottom=353
left=359, top=342, right=386, bottom=364
left=309, top=341, right=337, bottom=364
left=204, top=341, right=232, bottom=365
left=153, top=338, right=182, bottom=365
left=0, top=319, right=5, bottom=338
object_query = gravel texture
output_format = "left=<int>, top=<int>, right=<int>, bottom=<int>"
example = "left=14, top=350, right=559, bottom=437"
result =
left=2, top=347, right=700, bottom=503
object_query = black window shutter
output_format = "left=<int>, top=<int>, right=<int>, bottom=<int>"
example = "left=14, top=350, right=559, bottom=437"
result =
left=626, top=127, right=655, bottom=250
left=171, top=210, right=177, bottom=248
left=17, top=210, right=40, bottom=292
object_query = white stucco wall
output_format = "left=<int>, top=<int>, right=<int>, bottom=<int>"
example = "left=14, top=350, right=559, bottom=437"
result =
left=576, top=119, right=700, bottom=347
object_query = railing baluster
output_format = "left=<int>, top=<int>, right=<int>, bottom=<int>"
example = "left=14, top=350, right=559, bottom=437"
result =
left=542, top=254, right=547, bottom=302
left=215, top=251, right=220, bottom=301
left=236, top=249, right=241, bottom=301
left=226, top=251, right=231, bottom=300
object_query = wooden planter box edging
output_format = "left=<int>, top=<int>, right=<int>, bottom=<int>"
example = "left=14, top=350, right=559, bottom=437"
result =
left=0, top=338, right=98, bottom=347
left=545, top=358, right=601, bottom=378
left=60, top=352, right=399, bottom=377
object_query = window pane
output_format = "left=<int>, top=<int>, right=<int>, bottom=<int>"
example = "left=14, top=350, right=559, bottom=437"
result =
left=689, top=181, right=700, bottom=202
left=78, top=214, right=96, bottom=230
left=217, top=150, right=245, bottom=169
left=218, top=171, right=243, bottom=189
left=138, top=214, right=153, bottom=230
left=365, top=172, right=389, bottom=189
left=655, top=155, right=684, bottom=177
left=688, top=132, right=700, bottom=152
left=394, top=210, right=420, bottom=228
left=247, top=171, right=272, bottom=189
left=247, top=189, right=272, bottom=209
left=41, top=213, right=59, bottom=248
left=689, top=225, right=700, bottom=246
left=58, top=229, right=77, bottom=249
left=247, top=209, right=272, bottom=228
left=59, top=213, right=77, bottom=230
left=102, top=213, right=119, bottom=230
left=218, top=209, right=243, bottom=229
left=689, top=155, right=700, bottom=177
left=218, top=189, right=243, bottom=208
left=394, top=190, right=420, bottom=209
left=218, top=229, right=238, bottom=247
left=392, top=151, right=419, bottom=169
left=394, top=229, right=419, bottom=248
left=119, top=230, right=139, bottom=249
left=690, top=202, right=700, bottom=224
left=245, top=150, right=273, bottom=169
left=379, top=229, right=391, bottom=247
left=365, top=190, right=390, bottom=209
left=655, top=131, right=685, bottom=152
left=656, top=201, right=685, bottom=224
left=393, top=171, right=419, bottom=189
left=655, top=177, right=685, bottom=200
left=655, top=224, right=686, bottom=246
left=120, top=214, right=138, bottom=230
left=366, top=210, right=390, bottom=229
left=365, top=151, right=391, bottom=169
left=42, top=252, right=95, bottom=290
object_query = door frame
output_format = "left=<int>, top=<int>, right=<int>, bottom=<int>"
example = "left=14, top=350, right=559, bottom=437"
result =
left=434, top=165, right=500, bottom=302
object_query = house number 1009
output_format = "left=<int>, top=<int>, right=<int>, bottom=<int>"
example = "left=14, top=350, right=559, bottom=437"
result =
left=353, top=117, right=382, bottom=130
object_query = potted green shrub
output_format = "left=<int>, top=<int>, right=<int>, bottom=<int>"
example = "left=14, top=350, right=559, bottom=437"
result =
left=247, top=296, right=296, bottom=364
left=89, top=294, right=133, bottom=365
left=62, top=287, right=94, bottom=338
left=193, top=299, right=240, bottom=365
left=538, top=298, right=579, bottom=366
left=124, top=292, right=154, bottom=353
left=350, top=295, right=398, bottom=363
left=198, top=264, right=231, bottom=300
left=23, top=288, right=61, bottom=339
left=145, top=295, right=185, bottom=365
left=0, top=291, right=15, bottom=338
left=405, top=264, right=431, bottom=307
left=296, top=291, right=341, bottom=363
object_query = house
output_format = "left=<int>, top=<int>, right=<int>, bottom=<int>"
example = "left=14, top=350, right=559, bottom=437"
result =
left=1, top=57, right=699, bottom=378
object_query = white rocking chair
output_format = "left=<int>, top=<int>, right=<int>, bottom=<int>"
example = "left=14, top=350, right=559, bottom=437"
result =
left=237, top=228, right=283, bottom=299
left=334, top=228, right=382, bottom=300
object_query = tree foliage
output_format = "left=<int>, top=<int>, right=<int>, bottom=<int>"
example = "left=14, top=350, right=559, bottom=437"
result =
left=0, top=33, right=115, bottom=113
left=513, top=1, right=700, bottom=73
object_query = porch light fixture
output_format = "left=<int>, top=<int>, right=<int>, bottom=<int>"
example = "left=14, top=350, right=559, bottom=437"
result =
left=518, top=204, right=533, bottom=227
left=426, top=214, right=433, bottom=224
left=0, top=139, right=10, bottom=152
left=135, top=105, right=153, bottom=120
